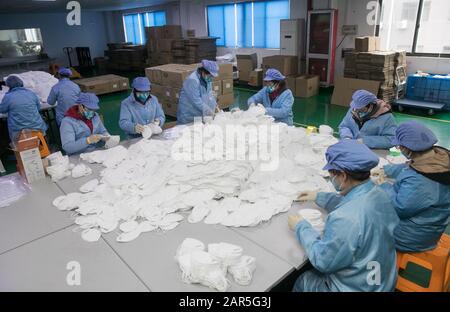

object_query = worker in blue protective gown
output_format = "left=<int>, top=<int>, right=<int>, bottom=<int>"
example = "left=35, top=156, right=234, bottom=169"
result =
left=47, top=67, right=81, bottom=126
left=289, top=140, right=399, bottom=292
left=378, top=121, right=450, bottom=252
left=0, top=75, right=47, bottom=141
left=60, top=92, right=110, bottom=155
left=339, top=90, right=397, bottom=149
left=247, top=68, right=294, bottom=126
left=119, top=77, right=165, bottom=139
left=177, top=60, right=219, bottom=125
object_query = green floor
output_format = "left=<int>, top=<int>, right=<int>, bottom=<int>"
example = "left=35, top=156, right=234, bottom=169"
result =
left=2, top=81, right=449, bottom=290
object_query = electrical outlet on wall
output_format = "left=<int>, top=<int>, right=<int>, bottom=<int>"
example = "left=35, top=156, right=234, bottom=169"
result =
left=342, top=25, right=358, bottom=35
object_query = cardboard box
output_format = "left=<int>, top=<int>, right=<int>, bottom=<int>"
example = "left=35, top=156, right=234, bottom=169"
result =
left=262, top=55, right=298, bottom=76
left=331, top=77, right=380, bottom=106
left=160, top=66, right=193, bottom=88
left=161, top=99, right=178, bottom=117
left=221, top=79, right=234, bottom=95
left=295, top=75, right=320, bottom=98
left=212, top=81, right=222, bottom=95
left=237, top=53, right=257, bottom=82
left=355, top=36, right=380, bottom=52
left=151, top=84, right=165, bottom=99
left=13, top=135, right=45, bottom=184
left=163, top=25, right=182, bottom=39
left=217, top=93, right=234, bottom=109
left=286, top=75, right=297, bottom=90
left=218, top=63, right=233, bottom=80
left=249, top=69, right=263, bottom=87
left=145, top=66, right=163, bottom=85
left=157, top=39, right=174, bottom=52
left=75, top=75, right=129, bottom=95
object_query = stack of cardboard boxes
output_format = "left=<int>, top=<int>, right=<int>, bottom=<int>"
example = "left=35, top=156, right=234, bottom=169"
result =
left=146, top=25, right=183, bottom=66
left=237, top=53, right=258, bottom=83
left=184, top=37, right=218, bottom=64
left=75, top=74, right=130, bottom=95
left=145, top=63, right=234, bottom=117
left=106, top=44, right=147, bottom=71
left=262, top=55, right=298, bottom=77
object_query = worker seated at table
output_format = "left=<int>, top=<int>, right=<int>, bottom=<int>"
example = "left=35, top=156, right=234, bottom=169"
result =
left=0, top=75, right=47, bottom=142
left=177, top=60, right=219, bottom=125
left=289, top=140, right=399, bottom=292
left=119, top=77, right=165, bottom=139
left=60, top=92, right=110, bottom=155
left=47, top=67, right=81, bottom=126
left=339, top=90, right=397, bottom=149
left=247, top=69, right=294, bottom=126
left=377, top=121, right=450, bottom=253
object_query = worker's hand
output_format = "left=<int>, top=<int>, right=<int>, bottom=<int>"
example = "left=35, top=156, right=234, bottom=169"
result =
left=288, top=214, right=304, bottom=231
left=357, top=138, right=364, bottom=144
left=153, top=119, right=161, bottom=126
left=297, top=191, right=318, bottom=202
left=371, top=167, right=384, bottom=177
left=249, top=103, right=256, bottom=108
left=135, top=124, right=145, bottom=134
left=86, top=134, right=102, bottom=145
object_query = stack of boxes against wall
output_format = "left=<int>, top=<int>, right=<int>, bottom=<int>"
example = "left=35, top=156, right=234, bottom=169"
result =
left=106, top=43, right=147, bottom=71
left=237, top=53, right=319, bottom=98
left=146, top=25, right=217, bottom=66
left=145, top=63, right=234, bottom=117
left=344, top=36, right=407, bottom=103
left=75, top=74, right=130, bottom=95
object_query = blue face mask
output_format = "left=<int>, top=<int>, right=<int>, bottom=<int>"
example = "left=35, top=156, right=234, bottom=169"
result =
left=204, top=76, right=212, bottom=84
left=266, top=85, right=276, bottom=94
left=83, top=110, right=95, bottom=120
left=358, top=111, right=370, bottom=119
left=136, top=92, right=150, bottom=103
left=331, top=175, right=343, bottom=192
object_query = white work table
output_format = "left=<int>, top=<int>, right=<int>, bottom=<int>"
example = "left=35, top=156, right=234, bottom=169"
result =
left=0, top=102, right=56, bottom=119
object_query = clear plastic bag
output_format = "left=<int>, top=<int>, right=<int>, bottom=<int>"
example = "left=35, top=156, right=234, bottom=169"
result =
left=0, top=173, right=31, bottom=208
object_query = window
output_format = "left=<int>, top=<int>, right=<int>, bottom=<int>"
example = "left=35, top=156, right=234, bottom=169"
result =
left=123, top=11, right=166, bottom=45
left=380, top=0, right=450, bottom=56
left=207, top=0, right=289, bottom=49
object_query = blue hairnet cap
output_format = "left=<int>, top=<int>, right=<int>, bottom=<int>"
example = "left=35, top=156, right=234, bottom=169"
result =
left=132, top=77, right=151, bottom=92
left=323, top=140, right=379, bottom=172
left=76, top=92, right=100, bottom=110
left=5, top=75, right=24, bottom=89
left=58, top=67, right=72, bottom=77
left=264, top=69, right=285, bottom=81
left=201, top=60, right=219, bottom=77
left=391, top=121, right=438, bottom=152
left=350, top=90, right=378, bottom=110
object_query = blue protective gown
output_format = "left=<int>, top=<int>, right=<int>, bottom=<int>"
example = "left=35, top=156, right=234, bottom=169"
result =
left=177, top=71, right=217, bottom=125
left=60, top=113, right=109, bottom=155
left=0, top=87, right=47, bottom=141
left=293, top=180, right=399, bottom=292
left=119, top=94, right=165, bottom=138
left=339, top=109, right=397, bottom=149
left=47, top=78, right=81, bottom=125
left=381, top=164, right=450, bottom=252
left=247, top=87, right=294, bottom=126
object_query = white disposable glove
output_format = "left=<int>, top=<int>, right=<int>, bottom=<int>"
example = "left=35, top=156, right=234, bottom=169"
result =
left=296, top=191, right=318, bottom=202
left=135, top=124, right=145, bottom=134
left=86, top=134, right=102, bottom=145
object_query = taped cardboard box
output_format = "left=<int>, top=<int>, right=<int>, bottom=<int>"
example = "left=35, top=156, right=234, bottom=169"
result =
left=218, top=93, right=234, bottom=109
left=262, top=55, right=298, bottom=76
left=160, top=66, right=192, bottom=88
left=237, top=53, right=257, bottom=82
left=249, top=70, right=263, bottom=87
left=151, top=84, right=165, bottom=99
left=218, top=63, right=233, bottom=80
left=145, top=66, right=163, bottom=85
left=222, top=79, right=234, bottom=95
left=295, top=75, right=320, bottom=98
left=355, top=36, right=380, bottom=52
left=331, top=77, right=380, bottom=106
left=212, top=81, right=222, bottom=95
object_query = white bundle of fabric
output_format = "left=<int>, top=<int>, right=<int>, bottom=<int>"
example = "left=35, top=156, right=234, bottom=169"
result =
left=71, top=163, right=92, bottom=178
left=45, top=152, right=74, bottom=181
left=104, top=135, right=120, bottom=149
left=1, top=71, right=58, bottom=103
left=175, top=238, right=256, bottom=291
left=298, top=209, right=325, bottom=234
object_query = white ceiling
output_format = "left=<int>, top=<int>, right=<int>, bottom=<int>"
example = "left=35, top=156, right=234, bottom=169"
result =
left=0, top=0, right=175, bottom=14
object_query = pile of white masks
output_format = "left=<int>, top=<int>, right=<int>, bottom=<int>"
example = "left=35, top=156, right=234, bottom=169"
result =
left=54, top=106, right=336, bottom=242
left=298, top=209, right=325, bottom=235
left=0, top=71, right=58, bottom=103
left=175, top=238, right=256, bottom=291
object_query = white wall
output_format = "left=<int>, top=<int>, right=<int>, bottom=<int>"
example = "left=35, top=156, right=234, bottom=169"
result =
left=0, top=11, right=108, bottom=67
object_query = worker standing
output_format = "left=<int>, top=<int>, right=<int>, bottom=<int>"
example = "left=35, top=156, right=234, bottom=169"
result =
left=289, top=140, right=399, bottom=292
left=119, top=77, right=165, bottom=139
left=378, top=121, right=450, bottom=252
left=177, top=60, right=219, bottom=125
left=47, top=67, right=81, bottom=126
left=339, top=90, right=397, bottom=149
left=60, top=93, right=110, bottom=155
left=247, top=68, right=294, bottom=125
left=0, top=75, right=47, bottom=142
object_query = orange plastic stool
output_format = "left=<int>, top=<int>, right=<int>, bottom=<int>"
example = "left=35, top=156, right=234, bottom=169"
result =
left=396, top=236, right=450, bottom=292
